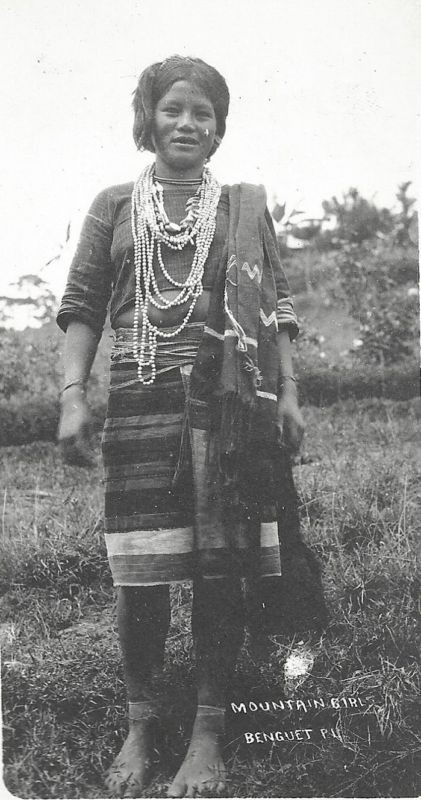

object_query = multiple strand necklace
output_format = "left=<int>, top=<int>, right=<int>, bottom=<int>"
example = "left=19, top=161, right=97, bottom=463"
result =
left=131, top=163, right=221, bottom=384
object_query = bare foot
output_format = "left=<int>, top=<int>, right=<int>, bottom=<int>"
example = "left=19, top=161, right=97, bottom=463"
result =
left=167, top=709, right=227, bottom=798
left=105, top=720, right=153, bottom=798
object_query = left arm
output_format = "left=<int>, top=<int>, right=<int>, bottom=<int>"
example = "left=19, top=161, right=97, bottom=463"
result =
left=262, top=207, right=304, bottom=451
left=275, top=329, right=305, bottom=452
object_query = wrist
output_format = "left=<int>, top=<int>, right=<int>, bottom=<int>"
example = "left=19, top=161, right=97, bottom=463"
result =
left=61, top=379, right=86, bottom=393
left=278, top=375, right=297, bottom=394
left=60, top=381, right=87, bottom=404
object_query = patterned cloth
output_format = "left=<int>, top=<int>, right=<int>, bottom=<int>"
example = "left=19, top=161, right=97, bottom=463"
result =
left=190, top=184, right=297, bottom=492
left=102, top=183, right=297, bottom=587
left=103, top=325, right=281, bottom=585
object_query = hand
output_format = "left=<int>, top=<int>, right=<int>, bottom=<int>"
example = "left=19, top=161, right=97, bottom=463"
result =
left=58, top=387, right=94, bottom=467
left=276, top=384, right=305, bottom=454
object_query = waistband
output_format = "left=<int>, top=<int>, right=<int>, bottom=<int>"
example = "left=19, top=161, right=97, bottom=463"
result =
left=110, top=323, right=204, bottom=385
left=113, top=322, right=204, bottom=346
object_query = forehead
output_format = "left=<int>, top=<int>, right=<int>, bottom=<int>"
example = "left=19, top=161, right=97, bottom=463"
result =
left=157, top=80, right=214, bottom=107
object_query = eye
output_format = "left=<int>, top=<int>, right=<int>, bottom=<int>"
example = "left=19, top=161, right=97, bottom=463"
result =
left=195, top=106, right=214, bottom=118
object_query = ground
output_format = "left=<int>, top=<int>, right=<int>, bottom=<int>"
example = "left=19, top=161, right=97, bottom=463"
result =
left=1, top=397, right=421, bottom=798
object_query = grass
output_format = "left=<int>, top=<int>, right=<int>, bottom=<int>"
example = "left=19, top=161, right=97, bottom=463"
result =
left=1, top=397, right=421, bottom=797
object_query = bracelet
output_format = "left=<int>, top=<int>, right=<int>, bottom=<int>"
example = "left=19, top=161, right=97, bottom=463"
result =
left=279, top=375, right=297, bottom=385
left=128, top=700, right=158, bottom=721
left=197, top=705, right=226, bottom=715
left=61, top=379, right=86, bottom=395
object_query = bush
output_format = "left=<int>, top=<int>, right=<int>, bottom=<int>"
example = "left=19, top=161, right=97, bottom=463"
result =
left=330, top=241, right=419, bottom=365
left=321, top=187, right=394, bottom=244
left=296, top=362, right=419, bottom=405
left=0, top=397, right=60, bottom=445
left=0, top=396, right=107, bottom=447
left=0, top=329, right=61, bottom=400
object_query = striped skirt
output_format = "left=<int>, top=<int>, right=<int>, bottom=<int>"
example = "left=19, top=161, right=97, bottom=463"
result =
left=102, top=324, right=282, bottom=586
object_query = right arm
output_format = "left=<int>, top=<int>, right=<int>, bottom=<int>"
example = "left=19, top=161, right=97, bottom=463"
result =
left=58, top=321, right=101, bottom=465
left=56, top=189, right=114, bottom=464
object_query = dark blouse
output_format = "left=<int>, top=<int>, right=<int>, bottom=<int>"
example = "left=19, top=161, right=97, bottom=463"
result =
left=57, top=181, right=297, bottom=338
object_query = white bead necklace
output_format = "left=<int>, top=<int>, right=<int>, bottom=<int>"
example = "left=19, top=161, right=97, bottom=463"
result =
left=131, top=163, right=221, bottom=384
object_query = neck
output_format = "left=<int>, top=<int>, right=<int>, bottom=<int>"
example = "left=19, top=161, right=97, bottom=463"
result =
left=155, top=175, right=202, bottom=185
left=153, top=158, right=206, bottom=182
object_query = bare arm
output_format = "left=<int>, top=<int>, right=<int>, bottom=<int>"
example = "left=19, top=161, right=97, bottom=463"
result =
left=58, top=321, right=101, bottom=465
left=277, top=329, right=295, bottom=382
left=276, top=329, right=305, bottom=452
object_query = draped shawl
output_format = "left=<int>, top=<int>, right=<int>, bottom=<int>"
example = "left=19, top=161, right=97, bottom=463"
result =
left=190, top=183, right=285, bottom=493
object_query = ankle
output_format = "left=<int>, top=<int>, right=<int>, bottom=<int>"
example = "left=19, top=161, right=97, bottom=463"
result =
left=128, top=700, right=158, bottom=723
left=196, top=704, right=225, bottom=716
left=193, top=704, right=225, bottom=737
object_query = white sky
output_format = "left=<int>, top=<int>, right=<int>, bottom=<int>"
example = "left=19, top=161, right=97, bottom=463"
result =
left=1, top=0, right=420, bottom=298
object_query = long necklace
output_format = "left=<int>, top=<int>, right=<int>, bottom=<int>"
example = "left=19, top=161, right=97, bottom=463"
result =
left=131, top=163, right=221, bottom=384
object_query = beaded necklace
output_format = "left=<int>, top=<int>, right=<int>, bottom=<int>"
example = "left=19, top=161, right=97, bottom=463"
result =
left=131, top=163, right=221, bottom=384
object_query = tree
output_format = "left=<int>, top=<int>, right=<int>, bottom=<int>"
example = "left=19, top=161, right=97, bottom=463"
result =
left=0, top=275, right=58, bottom=328
left=394, top=182, right=418, bottom=246
left=321, top=187, right=393, bottom=244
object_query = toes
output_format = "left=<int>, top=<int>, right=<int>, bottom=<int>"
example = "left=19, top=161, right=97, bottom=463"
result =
left=197, top=779, right=225, bottom=797
left=120, top=773, right=136, bottom=797
left=105, top=769, right=145, bottom=798
left=104, top=772, right=119, bottom=794
left=123, top=782, right=142, bottom=799
left=167, top=779, right=186, bottom=798
left=167, top=774, right=227, bottom=798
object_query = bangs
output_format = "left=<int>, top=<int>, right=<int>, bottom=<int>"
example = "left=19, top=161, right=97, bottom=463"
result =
left=152, top=61, right=220, bottom=108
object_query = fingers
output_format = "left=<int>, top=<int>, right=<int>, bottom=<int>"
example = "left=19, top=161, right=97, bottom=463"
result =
left=60, top=435, right=94, bottom=467
left=277, top=417, right=304, bottom=454
left=288, top=418, right=305, bottom=452
left=58, top=407, right=95, bottom=467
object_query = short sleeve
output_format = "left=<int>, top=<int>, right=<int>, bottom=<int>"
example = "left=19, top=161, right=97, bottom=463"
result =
left=56, top=189, right=114, bottom=336
left=264, top=208, right=300, bottom=341
left=263, top=208, right=299, bottom=340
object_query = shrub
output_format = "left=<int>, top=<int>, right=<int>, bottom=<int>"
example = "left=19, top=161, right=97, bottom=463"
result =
left=296, top=362, right=419, bottom=405
left=330, top=241, right=419, bottom=365
left=0, top=329, right=61, bottom=400
left=321, top=187, right=394, bottom=244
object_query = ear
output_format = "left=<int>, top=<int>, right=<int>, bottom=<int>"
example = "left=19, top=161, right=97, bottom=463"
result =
left=208, top=134, right=222, bottom=158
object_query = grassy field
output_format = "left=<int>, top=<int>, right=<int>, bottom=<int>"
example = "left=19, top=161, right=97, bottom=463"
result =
left=1, top=395, right=421, bottom=798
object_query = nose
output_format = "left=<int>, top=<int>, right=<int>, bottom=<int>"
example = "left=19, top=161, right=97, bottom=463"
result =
left=177, top=110, right=195, bottom=130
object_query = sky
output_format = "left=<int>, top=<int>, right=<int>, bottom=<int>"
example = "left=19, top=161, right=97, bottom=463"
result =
left=1, top=0, right=420, bottom=304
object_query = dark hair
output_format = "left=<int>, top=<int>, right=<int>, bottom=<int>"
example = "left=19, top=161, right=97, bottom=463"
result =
left=132, top=55, right=230, bottom=156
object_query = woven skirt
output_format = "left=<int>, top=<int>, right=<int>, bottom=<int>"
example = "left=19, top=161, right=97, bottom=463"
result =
left=102, top=324, right=282, bottom=586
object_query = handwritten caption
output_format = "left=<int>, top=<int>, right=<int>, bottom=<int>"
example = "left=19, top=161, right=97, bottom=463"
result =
left=230, top=696, right=366, bottom=744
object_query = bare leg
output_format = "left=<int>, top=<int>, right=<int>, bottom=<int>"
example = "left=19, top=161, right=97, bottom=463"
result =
left=168, top=577, right=244, bottom=798
left=106, top=585, right=170, bottom=798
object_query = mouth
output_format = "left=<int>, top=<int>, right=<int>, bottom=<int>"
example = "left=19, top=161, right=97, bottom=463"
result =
left=172, top=136, right=199, bottom=146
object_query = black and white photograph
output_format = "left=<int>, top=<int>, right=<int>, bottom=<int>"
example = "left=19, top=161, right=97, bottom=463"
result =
left=1, top=1, right=420, bottom=797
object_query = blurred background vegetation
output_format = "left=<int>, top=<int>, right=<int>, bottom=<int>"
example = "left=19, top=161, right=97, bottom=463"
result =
left=0, top=181, right=418, bottom=446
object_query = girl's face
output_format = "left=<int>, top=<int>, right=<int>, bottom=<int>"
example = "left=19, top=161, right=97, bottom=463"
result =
left=152, top=80, right=217, bottom=179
